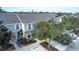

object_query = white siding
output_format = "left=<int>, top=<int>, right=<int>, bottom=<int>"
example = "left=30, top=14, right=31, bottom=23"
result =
left=54, top=17, right=62, bottom=24
left=15, top=23, right=22, bottom=30
left=25, top=34, right=31, bottom=39
left=5, top=24, right=15, bottom=31
left=25, top=23, right=34, bottom=31
left=25, top=24, right=28, bottom=31
left=4, top=23, right=35, bottom=39
left=4, top=23, right=23, bottom=32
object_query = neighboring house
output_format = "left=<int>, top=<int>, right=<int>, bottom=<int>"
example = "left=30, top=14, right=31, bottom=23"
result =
left=54, top=15, right=69, bottom=24
left=0, top=13, right=57, bottom=41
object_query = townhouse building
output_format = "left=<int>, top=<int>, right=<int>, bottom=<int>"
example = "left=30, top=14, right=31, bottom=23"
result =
left=0, top=13, right=57, bottom=41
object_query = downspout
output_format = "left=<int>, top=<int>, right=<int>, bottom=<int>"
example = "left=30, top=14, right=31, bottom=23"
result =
left=15, top=13, right=25, bottom=37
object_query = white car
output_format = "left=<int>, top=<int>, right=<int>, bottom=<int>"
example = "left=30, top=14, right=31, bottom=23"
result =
left=67, top=32, right=77, bottom=38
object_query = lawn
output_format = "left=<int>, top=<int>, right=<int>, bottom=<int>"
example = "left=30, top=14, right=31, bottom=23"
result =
left=40, top=42, right=58, bottom=51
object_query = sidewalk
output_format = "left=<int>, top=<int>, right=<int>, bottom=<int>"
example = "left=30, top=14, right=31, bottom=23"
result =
left=16, top=43, right=47, bottom=51
left=15, top=39, right=47, bottom=51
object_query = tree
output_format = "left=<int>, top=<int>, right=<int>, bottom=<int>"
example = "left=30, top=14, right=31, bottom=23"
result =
left=46, top=15, right=78, bottom=46
left=31, top=20, right=65, bottom=47
left=32, top=15, right=78, bottom=47
left=0, top=7, right=6, bottom=13
left=54, top=34, right=73, bottom=45
left=17, top=29, right=24, bottom=39
left=62, top=16, right=79, bottom=31
left=0, top=7, right=1, bottom=12
left=0, top=21, right=12, bottom=48
left=48, top=19, right=66, bottom=38
left=47, top=20, right=67, bottom=47
left=56, top=12, right=72, bottom=17
left=32, top=21, right=51, bottom=40
left=61, top=15, right=79, bottom=38
left=74, top=29, right=79, bottom=36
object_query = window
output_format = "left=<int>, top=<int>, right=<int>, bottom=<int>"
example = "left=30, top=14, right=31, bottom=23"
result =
left=28, top=24, right=31, bottom=30
left=27, top=35, right=31, bottom=38
left=16, top=24, right=19, bottom=29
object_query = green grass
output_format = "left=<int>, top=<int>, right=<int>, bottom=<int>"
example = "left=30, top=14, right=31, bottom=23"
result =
left=40, top=42, right=48, bottom=48
left=40, top=42, right=58, bottom=51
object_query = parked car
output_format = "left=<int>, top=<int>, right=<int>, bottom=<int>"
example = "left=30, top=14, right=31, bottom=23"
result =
left=67, top=32, right=77, bottom=39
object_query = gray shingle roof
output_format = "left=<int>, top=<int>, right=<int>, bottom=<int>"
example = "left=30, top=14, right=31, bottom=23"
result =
left=0, top=13, right=20, bottom=24
left=0, top=13, right=56, bottom=24
left=17, top=13, right=56, bottom=23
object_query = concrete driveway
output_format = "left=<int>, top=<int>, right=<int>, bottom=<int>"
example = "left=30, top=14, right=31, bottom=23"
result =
left=65, top=37, right=79, bottom=51
left=16, top=43, right=47, bottom=51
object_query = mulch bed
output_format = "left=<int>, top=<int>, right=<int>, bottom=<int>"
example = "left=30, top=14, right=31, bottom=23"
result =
left=40, top=42, right=58, bottom=51
left=0, top=46, right=15, bottom=51
left=17, top=39, right=37, bottom=46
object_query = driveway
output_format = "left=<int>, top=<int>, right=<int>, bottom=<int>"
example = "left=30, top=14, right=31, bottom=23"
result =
left=16, top=43, right=47, bottom=51
left=65, top=37, right=79, bottom=51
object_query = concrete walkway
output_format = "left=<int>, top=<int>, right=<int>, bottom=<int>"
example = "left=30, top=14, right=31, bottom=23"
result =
left=35, top=38, right=45, bottom=43
left=10, top=39, right=20, bottom=50
left=15, top=39, right=47, bottom=51
left=16, top=43, right=47, bottom=51
left=13, top=43, right=20, bottom=50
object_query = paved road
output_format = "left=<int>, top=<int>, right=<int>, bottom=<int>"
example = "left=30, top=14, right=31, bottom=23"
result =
left=16, top=43, right=47, bottom=51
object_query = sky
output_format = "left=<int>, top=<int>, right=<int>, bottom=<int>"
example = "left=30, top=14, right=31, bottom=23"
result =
left=1, top=7, right=79, bottom=13
left=0, top=0, right=79, bottom=7
left=1, top=0, right=79, bottom=13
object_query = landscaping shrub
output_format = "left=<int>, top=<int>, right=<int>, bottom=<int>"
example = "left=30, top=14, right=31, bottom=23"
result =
left=40, top=42, right=48, bottom=48
left=54, top=34, right=73, bottom=45
left=18, top=37, right=28, bottom=45
left=18, top=38, right=36, bottom=45
left=40, top=42, right=58, bottom=51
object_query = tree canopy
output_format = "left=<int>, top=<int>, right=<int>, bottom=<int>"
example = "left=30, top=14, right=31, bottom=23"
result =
left=0, top=7, right=6, bottom=13
left=0, top=21, right=12, bottom=48
left=31, top=20, right=65, bottom=40
left=31, top=16, right=75, bottom=45
left=31, top=21, right=51, bottom=40
left=62, top=16, right=79, bottom=30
